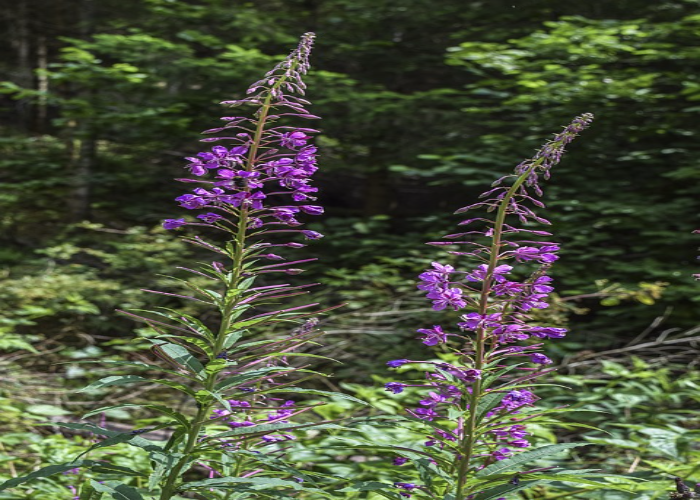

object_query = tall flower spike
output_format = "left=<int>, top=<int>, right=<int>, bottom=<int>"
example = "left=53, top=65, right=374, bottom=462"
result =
left=165, top=32, right=322, bottom=237
left=140, top=33, right=330, bottom=499
left=387, top=114, right=593, bottom=500
left=63, top=33, right=328, bottom=500
left=0, top=33, right=329, bottom=500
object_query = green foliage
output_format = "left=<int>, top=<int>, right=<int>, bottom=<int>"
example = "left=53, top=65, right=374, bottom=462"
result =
left=0, top=1, right=698, bottom=499
left=534, top=358, right=700, bottom=499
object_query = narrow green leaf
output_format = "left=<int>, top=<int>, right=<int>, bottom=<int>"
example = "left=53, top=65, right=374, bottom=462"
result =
left=78, top=481, right=101, bottom=500
left=474, top=392, right=504, bottom=424
left=263, top=388, right=369, bottom=405
left=77, top=425, right=171, bottom=458
left=82, top=404, right=191, bottom=429
left=337, top=481, right=393, bottom=492
left=201, top=422, right=345, bottom=443
left=78, top=375, right=148, bottom=392
left=471, top=479, right=545, bottom=500
left=79, top=376, right=197, bottom=397
left=140, top=308, right=216, bottom=341
left=182, top=476, right=306, bottom=491
left=214, top=367, right=296, bottom=391
left=90, top=480, right=144, bottom=500
left=0, top=462, right=87, bottom=490
left=204, top=358, right=228, bottom=374
left=521, top=473, right=635, bottom=491
left=148, top=452, right=186, bottom=490
left=88, top=463, right=146, bottom=477
left=151, top=341, right=205, bottom=377
left=68, top=360, right=199, bottom=382
left=47, top=422, right=162, bottom=454
left=476, top=443, right=588, bottom=477
left=223, top=329, right=245, bottom=349
left=0, top=459, right=144, bottom=490
left=231, top=449, right=321, bottom=485
left=230, top=315, right=278, bottom=330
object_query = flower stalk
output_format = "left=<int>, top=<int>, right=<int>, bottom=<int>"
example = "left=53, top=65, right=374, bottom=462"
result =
left=386, top=114, right=593, bottom=499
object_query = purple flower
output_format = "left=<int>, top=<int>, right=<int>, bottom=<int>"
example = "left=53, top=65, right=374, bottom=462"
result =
left=510, top=438, right=530, bottom=448
left=493, top=323, right=530, bottom=343
left=459, top=369, right=481, bottom=383
left=458, top=313, right=501, bottom=331
left=426, top=287, right=467, bottom=311
left=419, top=391, right=448, bottom=407
left=466, top=264, right=512, bottom=282
left=175, top=194, right=208, bottom=210
left=301, top=230, right=324, bottom=240
left=385, top=382, right=406, bottom=394
left=413, top=407, right=439, bottom=420
left=387, top=359, right=410, bottom=368
left=530, top=353, right=553, bottom=365
left=393, top=457, right=410, bottom=466
left=417, top=325, right=448, bottom=346
left=163, top=218, right=187, bottom=230
left=417, top=262, right=455, bottom=292
left=280, top=130, right=311, bottom=149
left=511, top=245, right=560, bottom=263
left=299, top=205, right=324, bottom=215
left=501, top=389, right=536, bottom=409
left=529, top=326, right=567, bottom=339
left=394, top=482, right=418, bottom=497
left=532, top=276, right=554, bottom=293
left=492, top=448, right=512, bottom=461
left=197, top=212, right=224, bottom=223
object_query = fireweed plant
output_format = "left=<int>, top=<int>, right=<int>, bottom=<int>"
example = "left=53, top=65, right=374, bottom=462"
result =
left=0, top=36, right=647, bottom=500
left=381, top=114, right=635, bottom=500
left=0, top=33, right=359, bottom=500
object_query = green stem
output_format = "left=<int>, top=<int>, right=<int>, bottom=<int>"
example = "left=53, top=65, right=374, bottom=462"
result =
left=158, top=58, right=304, bottom=500
left=158, top=109, right=275, bottom=500
left=454, top=160, right=543, bottom=500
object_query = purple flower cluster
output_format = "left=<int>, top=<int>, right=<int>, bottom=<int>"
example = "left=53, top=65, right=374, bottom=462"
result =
left=162, top=33, right=323, bottom=244
left=394, top=482, right=419, bottom=498
left=211, top=399, right=298, bottom=446
left=387, top=115, right=593, bottom=485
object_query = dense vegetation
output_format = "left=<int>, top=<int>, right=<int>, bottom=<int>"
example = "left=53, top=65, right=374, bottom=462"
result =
left=0, top=1, right=698, bottom=498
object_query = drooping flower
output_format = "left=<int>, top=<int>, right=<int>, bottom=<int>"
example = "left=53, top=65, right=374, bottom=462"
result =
left=163, top=218, right=187, bottom=230
left=417, top=325, right=448, bottom=346
left=387, top=359, right=411, bottom=368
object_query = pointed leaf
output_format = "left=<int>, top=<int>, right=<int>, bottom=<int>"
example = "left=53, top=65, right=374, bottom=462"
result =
left=82, top=404, right=191, bottom=429
left=90, top=480, right=144, bottom=500
left=474, top=391, right=505, bottom=424
left=201, top=421, right=345, bottom=443
left=182, top=476, right=308, bottom=491
left=337, top=481, right=394, bottom=492
left=69, top=359, right=199, bottom=382
left=79, top=376, right=197, bottom=397
left=47, top=422, right=162, bottom=453
left=477, top=443, right=588, bottom=477
left=471, top=479, right=546, bottom=500
left=78, top=482, right=101, bottom=500
left=0, top=462, right=88, bottom=490
left=79, top=375, right=149, bottom=392
left=148, top=452, right=187, bottom=490
left=150, top=341, right=205, bottom=377
left=0, top=459, right=144, bottom=491
left=263, top=388, right=369, bottom=405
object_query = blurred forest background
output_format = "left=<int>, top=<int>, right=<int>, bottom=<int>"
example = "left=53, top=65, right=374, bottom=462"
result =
left=1, top=0, right=697, bottom=371
left=1, top=0, right=700, bottom=497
